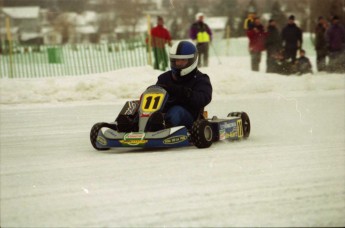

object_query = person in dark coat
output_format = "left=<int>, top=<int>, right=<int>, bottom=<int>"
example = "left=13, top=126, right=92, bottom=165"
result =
left=246, top=17, right=267, bottom=71
left=295, top=49, right=313, bottom=75
left=314, top=16, right=329, bottom=71
left=156, top=40, right=212, bottom=129
left=281, top=15, right=303, bottom=62
left=326, top=15, right=345, bottom=73
left=265, top=19, right=282, bottom=73
left=271, top=50, right=294, bottom=75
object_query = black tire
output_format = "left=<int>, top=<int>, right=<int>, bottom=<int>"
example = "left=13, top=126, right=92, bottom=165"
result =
left=90, top=122, right=110, bottom=151
left=228, top=112, right=251, bottom=138
left=190, top=119, right=213, bottom=148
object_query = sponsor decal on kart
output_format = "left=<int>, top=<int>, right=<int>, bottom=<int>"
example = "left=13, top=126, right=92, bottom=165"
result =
left=97, top=136, right=107, bottom=145
left=120, top=139, right=148, bottom=146
left=120, top=132, right=148, bottom=146
left=226, top=132, right=238, bottom=138
left=163, top=135, right=188, bottom=144
left=140, top=113, right=151, bottom=117
left=124, top=101, right=138, bottom=115
left=124, top=132, right=145, bottom=139
left=219, top=129, right=226, bottom=140
left=225, top=119, right=243, bottom=138
left=236, top=119, right=244, bottom=138
left=220, top=121, right=237, bottom=130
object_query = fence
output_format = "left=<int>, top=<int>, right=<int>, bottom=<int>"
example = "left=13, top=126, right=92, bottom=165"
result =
left=0, top=39, right=150, bottom=78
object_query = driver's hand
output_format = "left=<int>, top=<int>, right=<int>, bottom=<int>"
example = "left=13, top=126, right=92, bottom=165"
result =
left=162, top=83, right=192, bottom=99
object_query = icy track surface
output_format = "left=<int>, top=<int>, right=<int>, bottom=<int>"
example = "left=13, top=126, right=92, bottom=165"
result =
left=1, top=91, right=344, bottom=227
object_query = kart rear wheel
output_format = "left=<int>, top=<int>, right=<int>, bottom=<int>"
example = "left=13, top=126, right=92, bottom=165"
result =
left=228, top=112, right=250, bottom=138
left=191, top=119, right=213, bottom=148
left=90, top=122, right=110, bottom=151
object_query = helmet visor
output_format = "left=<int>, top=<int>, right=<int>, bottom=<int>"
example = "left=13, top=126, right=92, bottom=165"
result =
left=170, top=58, right=191, bottom=69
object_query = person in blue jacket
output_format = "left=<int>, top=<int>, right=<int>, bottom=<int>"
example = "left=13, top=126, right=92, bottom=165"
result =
left=155, top=40, right=213, bottom=129
left=326, top=15, right=345, bottom=73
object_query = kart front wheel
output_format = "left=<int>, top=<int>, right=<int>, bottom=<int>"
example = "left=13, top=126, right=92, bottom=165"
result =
left=191, top=119, right=213, bottom=148
left=90, top=122, right=110, bottom=151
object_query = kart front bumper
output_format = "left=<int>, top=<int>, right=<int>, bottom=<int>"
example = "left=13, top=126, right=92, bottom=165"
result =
left=95, top=126, right=191, bottom=148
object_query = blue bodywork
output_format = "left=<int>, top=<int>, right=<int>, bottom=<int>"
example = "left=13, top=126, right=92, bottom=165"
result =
left=95, top=126, right=191, bottom=149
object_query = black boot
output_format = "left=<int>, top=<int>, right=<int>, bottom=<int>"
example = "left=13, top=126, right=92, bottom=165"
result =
left=146, top=111, right=165, bottom=132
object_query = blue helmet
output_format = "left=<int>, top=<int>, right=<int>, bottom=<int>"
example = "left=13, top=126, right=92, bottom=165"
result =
left=169, top=41, right=198, bottom=77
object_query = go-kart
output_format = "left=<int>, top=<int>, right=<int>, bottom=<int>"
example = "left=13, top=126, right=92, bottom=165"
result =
left=90, top=85, right=250, bottom=150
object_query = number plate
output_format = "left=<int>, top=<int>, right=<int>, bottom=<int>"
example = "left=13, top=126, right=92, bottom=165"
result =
left=141, top=93, right=164, bottom=112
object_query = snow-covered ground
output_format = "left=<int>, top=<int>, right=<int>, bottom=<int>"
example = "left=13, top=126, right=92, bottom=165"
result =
left=1, top=39, right=345, bottom=227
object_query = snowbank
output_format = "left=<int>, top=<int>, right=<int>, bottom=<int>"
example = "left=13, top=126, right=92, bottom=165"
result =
left=1, top=34, right=344, bottom=105
left=1, top=57, right=344, bottom=106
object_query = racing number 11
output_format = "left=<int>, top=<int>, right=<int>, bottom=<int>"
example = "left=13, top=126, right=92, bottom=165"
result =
left=142, top=94, right=163, bottom=112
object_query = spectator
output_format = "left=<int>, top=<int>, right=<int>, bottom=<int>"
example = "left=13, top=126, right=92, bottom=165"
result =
left=149, top=16, right=172, bottom=71
left=271, top=50, right=294, bottom=75
left=326, top=15, right=345, bottom=73
left=315, top=16, right=329, bottom=71
left=295, top=49, right=312, bottom=75
left=281, top=15, right=303, bottom=62
left=246, top=17, right=267, bottom=71
left=189, top=12, right=212, bottom=67
left=265, top=19, right=282, bottom=73
left=244, top=10, right=256, bottom=30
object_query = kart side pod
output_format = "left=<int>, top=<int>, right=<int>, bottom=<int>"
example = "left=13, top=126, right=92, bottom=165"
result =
left=190, top=112, right=250, bottom=148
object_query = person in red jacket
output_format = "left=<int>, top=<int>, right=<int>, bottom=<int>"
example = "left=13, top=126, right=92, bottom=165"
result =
left=149, top=16, right=172, bottom=71
left=246, top=17, right=267, bottom=71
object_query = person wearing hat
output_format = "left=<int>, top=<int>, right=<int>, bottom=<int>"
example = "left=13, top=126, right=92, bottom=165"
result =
left=315, top=16, right=329, bottom=72
left=326, top=15, right=345, bottom=73
left=149, top=16, right=172, bottom=71
left=244, top=8, right=256, bottom=31
left=281, top=15, right=303, bottom=62
left=189, top=12, right=213, bottom=67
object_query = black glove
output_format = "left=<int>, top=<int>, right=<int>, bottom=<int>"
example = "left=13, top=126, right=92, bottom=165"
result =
left=159, top=84, right=192, bottom=99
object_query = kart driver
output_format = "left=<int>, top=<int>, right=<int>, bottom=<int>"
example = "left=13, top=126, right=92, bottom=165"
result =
left=155, top=40, right=213, bottom=129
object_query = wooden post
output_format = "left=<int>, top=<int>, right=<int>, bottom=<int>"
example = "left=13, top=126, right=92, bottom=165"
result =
left=226, top=25, right=231, bottom=56
left=146, top=14, right=152, bottom=66
left=5, top=17, right=13, bottom=78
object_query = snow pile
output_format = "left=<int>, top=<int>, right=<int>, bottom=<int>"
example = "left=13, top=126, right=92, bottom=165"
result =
left=1, top=59, right=344, bottom=105
left=1, top=34, right=344, bottom=105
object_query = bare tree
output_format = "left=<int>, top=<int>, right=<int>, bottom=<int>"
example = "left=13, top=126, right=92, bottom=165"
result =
left=114, top=0, right=143, bottom=38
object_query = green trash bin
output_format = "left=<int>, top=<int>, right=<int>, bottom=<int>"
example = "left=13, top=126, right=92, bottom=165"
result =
left=47, top=47, right=62, bottom=63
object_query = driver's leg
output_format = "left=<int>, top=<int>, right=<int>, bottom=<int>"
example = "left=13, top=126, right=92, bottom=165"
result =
left=165, top=105, right=194, bottom=129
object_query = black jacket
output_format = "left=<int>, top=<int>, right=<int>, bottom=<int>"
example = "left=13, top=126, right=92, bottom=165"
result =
left=281, top=23, right=303, bottom=49
left=315, top=23, right=327, bottom=50
left=296, top=56, right=312, bottom=74
left=156, top=70, right=212, bottom=119
left=265, top=25, right=282, bottom=53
